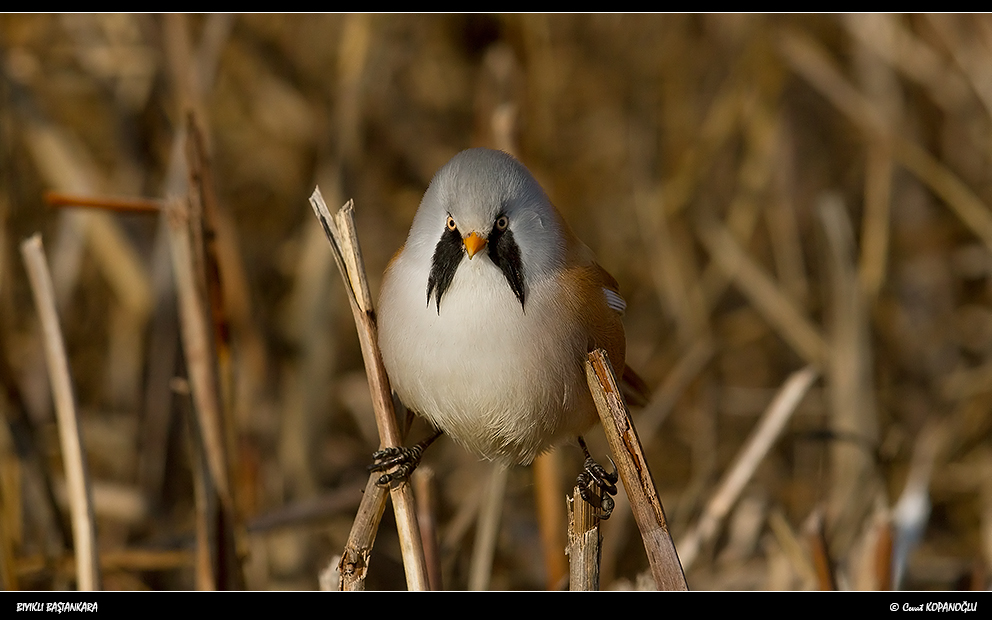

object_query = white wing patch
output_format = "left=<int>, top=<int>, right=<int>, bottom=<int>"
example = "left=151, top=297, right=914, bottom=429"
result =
left=603, top=287, right=626, bottom=315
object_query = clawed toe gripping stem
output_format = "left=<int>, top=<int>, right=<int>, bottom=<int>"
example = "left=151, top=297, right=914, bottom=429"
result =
left=576, top=436, right=619, bottom=519
left=369, top=429, right=442, bottom=486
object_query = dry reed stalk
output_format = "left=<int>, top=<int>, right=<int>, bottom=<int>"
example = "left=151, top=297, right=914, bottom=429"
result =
left=765, top=119, right=809, bottom=306
left=532, top=451, right=567, bottom=589
left=165, top=195, right=244, bottom=590
left=183, top=114, right=258, bottom=527
left=140, top=13, right=231, bottom=511
left=468, top=465, right=508, bottom=591
left=334, top=14, right=373, bottom=164
left=165, top=18, right=261, bottom=544
left=164, top=196, right=231, bottom=511
left=585, top=349, right=687, bottom=591
left=678, top=365, right=818, bottom=572
left=696, top=215, right=829, bottom=367
left=308, top=188, right=428, bottom=591
left=849, top=20, right=900, bottom=304
left=162, top=14, right=208, bottom=139
left=819, top=194, right=879, bottom=553
left=19, top=122, right=92, bottom=305
left=180, top=378, right=216, bottom=591
left=567, top=484, right=601, bottom=591
left=858, top=142, right=894, bottom=301
left=338, top=477, right=389, bottom=591
left=20, top=234, right=100, bottom=591
left=43, top=191, right=163, bottom=213
left=412, top=467, right=442, bottom=590
left=186, top=113, right=268, bottom=485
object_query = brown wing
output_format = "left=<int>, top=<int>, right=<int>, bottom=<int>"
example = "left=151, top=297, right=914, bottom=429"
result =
left=555, top=213, right=626, bottom=376
left=557, top=212, right=650, bottom=407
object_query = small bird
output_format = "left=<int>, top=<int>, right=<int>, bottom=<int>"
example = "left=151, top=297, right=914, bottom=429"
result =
left=376, top=148, right=630, bottom=505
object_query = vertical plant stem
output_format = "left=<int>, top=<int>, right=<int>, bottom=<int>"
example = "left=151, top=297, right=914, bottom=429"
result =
left=20, top=234, right=101, bottom=591
left=468, top=465, right=507, bottom=591
left=309, top=188, right=428, bottom=590
left=567, top=484, right=601, bottom=591
left=532, top=451, right=567, bottom=589
left=412, top=467, right=442, bottom=590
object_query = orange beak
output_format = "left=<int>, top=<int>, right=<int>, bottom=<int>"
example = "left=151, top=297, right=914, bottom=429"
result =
left=463, top=232, right=487, bottom=259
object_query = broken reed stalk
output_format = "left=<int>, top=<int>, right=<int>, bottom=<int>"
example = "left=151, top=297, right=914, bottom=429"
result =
left=677, top=365, right=818, bottom=572
left=567, top=482, right=602, bottom=591
left=585, top=349, right=688, bottom=591
left=308, top=187, right=429, bottom=591
left=20, top=234, right=101, bottom=591
left=340, top=476, right=389, bottom=590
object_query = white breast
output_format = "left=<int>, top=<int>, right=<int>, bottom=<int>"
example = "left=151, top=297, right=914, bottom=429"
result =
left=377, top=250, right=595, bottom=465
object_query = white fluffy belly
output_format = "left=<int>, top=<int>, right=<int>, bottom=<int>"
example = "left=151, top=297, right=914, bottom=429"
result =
left=378, top=254, right=594, bottom=464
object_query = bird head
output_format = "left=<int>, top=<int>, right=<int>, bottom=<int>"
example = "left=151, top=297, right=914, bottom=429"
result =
left=410, top=148, right=566, bottom=313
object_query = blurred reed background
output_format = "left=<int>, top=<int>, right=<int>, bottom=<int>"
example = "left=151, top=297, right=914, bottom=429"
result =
left=0, top=13, right=990, bottom=591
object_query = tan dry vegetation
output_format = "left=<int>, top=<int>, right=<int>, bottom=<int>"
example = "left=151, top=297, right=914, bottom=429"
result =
left=0, top=13, right=990, bottom=591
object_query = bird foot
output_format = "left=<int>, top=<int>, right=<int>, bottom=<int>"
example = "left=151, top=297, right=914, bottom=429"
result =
left=575, top=436, right=619, bottom=519
left=368, top=430, right=441, bottom=486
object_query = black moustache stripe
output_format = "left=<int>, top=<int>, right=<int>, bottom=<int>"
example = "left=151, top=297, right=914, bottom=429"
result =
left=489, top=226, right=525, bottom=309
left=426, top=226, right=463, bottom=313
left=426, top=218, right=526, bottom=314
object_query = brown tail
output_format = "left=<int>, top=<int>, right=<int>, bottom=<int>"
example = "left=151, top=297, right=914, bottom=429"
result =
left=621, top=364, right=652, bottom=408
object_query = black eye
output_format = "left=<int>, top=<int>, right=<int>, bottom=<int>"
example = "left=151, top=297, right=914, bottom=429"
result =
left=446, top=215, right=457, bottom=231
left=495, top=215, right=508, bottom=231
